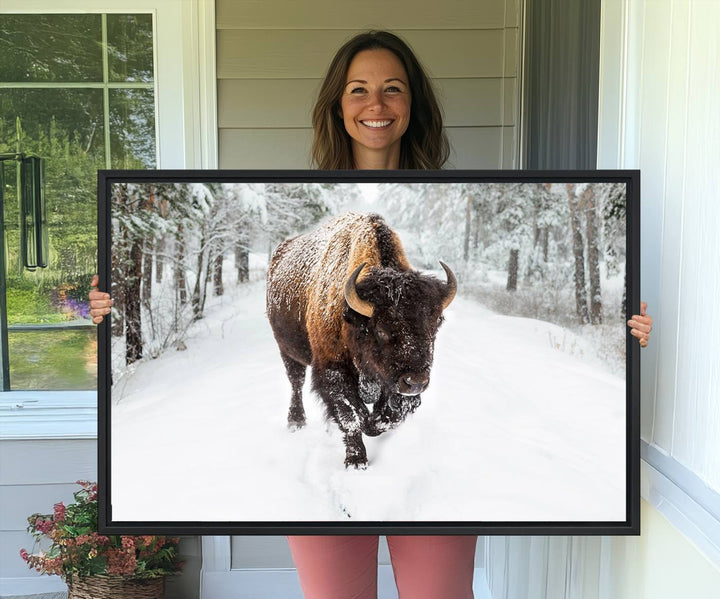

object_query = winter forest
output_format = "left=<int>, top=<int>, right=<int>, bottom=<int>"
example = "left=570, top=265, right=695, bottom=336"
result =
left=110, top=180, right=627, bottom=377
left=109, top=179, right=628, bottom=523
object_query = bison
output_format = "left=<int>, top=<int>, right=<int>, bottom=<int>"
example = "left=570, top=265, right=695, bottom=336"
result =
left=266, top=212, right=456, bottom=468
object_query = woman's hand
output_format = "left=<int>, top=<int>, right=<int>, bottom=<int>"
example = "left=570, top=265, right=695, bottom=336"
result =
left=89, top=274, right=113, bottom=324
left=628, top=301, right=653, bottom=348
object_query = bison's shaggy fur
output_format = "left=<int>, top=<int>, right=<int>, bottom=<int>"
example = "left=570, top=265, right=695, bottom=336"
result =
left=266, top=212, right=454, bottom=468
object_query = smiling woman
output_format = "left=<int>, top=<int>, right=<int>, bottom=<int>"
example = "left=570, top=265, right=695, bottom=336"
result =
left=311, top=30, right=449, bottom=170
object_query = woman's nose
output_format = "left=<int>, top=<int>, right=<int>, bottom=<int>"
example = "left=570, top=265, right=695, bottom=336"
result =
left=366, top=89, right=385, bottom=110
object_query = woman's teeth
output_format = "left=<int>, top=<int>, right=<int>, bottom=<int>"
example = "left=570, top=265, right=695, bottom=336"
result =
left=362, top=120, right=392, bottom=128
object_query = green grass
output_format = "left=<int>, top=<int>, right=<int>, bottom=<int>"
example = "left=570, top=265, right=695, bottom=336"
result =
left=8, top=329, right=97, bottom=390
left=6, top=287, right=67, bottom=325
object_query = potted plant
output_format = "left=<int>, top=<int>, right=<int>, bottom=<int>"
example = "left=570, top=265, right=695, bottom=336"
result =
left=20, top=481, right=183, bottom=599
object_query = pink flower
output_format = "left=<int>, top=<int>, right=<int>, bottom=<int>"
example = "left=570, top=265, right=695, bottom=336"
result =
left=53, top=502, right=66, bottom=522
left=19, top=548, right=29, bottom=562
left=34, top=518, right=54, bottom=535
left=107, top=548, right=137, bottom=576
left=121, top=537, right=135, bottom=549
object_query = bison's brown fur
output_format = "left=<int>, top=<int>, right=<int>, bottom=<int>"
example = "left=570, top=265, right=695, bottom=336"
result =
left=266, top=212, right=452, bottom=468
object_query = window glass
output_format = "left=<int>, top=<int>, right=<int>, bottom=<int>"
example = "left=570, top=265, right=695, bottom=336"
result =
left=0, top=15, right=103, bottom=82
left=107, top=14, right=154, bottom=83
left=0, top=13, right=155, bottom=390
left=110, top=89, right=156, bottom=169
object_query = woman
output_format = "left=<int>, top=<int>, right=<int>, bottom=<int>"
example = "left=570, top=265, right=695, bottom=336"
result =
left=90, top=31, right=652, bottom=598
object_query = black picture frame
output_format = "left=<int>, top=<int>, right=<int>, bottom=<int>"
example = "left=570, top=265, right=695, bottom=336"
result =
left=98, top=169, right=640, bottom=535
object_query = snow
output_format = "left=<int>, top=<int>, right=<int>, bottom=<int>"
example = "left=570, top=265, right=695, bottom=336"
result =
left=111, top=265, right=626, bottom=524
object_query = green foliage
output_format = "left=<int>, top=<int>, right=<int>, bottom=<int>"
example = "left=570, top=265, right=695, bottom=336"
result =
left=5, top=286, right=63, bottom=325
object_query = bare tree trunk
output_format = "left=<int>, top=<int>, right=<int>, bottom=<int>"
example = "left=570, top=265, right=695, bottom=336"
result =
left=463, top=196, right=472, bottom=262
left=201, top=245, right=213, bottom=314
left=175, top=225, right=187, bottom=306
left=213, top=252, right=224, bottom=296
left=111, top=236, right=124, bottom=338
left=192, top=229, right=207, bottom=320
left=506, top=249, right=519, bottom=291
left=155, top=236, right=165, bottom=283
left=584, top=186, right=602, bottom=324
left=472, top=203, right=482, bottom=250
left=142, top=239, right=153, bottom=306
left=568, top=184, right=589, bottom=324
left=125, top=240, right=143, bottom=365
left=235, top=230, right=249, bottom=283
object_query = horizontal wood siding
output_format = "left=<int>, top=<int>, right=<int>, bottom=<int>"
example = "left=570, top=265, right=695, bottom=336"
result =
left=219, top=128, right=312, bottom=169
left=219, top=126, right=510, bottom=170
left=217, top=0, right=515, bottom=30
left=219, top=78, right=516, bottom=128
left=0, top=440, right=96, bottom=485
left=218, top=30, right=512, bottom=79
left=0, top=439, right=96, bottom=579
left=217, top=0, right=521, bottom=170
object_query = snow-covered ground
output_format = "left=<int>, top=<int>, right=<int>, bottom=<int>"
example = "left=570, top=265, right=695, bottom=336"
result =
left=111, top=268, right=626, bottom=524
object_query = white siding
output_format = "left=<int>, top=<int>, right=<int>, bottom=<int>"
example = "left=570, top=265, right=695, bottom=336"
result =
left=598, top=0, right=720, bottom=488
left=0, top=440, right=95, bottom=584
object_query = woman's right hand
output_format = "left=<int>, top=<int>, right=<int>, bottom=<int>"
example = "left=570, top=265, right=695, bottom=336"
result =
left=89, top=274, right=113, bottom=324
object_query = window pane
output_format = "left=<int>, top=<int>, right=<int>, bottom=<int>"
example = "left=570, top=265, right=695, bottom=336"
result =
left=0, top=88, right=106, bottom=162
left=8, top=329, right=97, bottom=390
left=0, top=13, right=156, bottom=391
left=2, top=88, right=101, bottom=390
left=0, top=14, right=102, bottom=82
left=110, top=89, right=156, bottom=168
left=1, top=88, right=104, bottom=284
left=107, top=14, right=154, bottom=83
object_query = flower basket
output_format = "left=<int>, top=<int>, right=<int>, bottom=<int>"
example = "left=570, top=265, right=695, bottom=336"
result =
left=20, top=481, right=182, bottom=596
left=67, top=575, right=165, bottom=599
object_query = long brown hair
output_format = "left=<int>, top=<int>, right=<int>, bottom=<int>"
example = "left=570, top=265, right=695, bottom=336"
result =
left=311, top=31, right=449, bottom=170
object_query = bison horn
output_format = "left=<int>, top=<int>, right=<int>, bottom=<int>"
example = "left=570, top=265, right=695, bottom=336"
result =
left=344, top=263, right=374, bottom=318
left=440, top=261, right=457, bottom=310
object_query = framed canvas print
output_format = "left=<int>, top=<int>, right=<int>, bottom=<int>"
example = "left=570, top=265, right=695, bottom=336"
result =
left=97, top=169, right=640, bottom=535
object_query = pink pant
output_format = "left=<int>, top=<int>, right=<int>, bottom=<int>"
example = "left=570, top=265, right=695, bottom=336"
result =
left=287, top=535, right=477, bottom=599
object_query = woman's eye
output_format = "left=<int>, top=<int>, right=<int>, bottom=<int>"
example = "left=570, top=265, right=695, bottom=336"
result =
left=385, top=86, right=402, bottom=93
left=349, top=87, right=367, bottom=94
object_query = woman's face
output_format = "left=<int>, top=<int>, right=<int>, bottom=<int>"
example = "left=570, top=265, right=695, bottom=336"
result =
left=340, top=49, right=411, bottom=166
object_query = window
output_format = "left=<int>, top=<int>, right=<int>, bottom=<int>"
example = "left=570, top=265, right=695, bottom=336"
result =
left=0, top=13, right=156, bottom=390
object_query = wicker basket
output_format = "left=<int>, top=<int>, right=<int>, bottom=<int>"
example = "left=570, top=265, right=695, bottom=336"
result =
left=67, top=575, right=164, bottom=599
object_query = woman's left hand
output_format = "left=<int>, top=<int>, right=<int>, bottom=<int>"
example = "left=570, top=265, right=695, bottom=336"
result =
left=628, top=301, right=653, bottom=348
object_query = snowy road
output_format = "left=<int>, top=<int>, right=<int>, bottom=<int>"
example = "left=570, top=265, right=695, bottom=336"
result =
left=111, top=276, right=626, bottom=523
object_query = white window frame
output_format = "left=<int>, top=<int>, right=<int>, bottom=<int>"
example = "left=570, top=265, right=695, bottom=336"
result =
left=0, top=0, right=217, bottom=440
